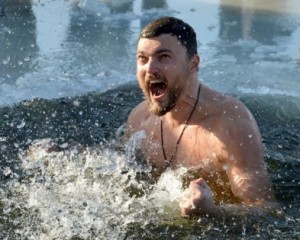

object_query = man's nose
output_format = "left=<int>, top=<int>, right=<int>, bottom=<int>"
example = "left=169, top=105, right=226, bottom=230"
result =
left=146, top=58, right=159, bottom=75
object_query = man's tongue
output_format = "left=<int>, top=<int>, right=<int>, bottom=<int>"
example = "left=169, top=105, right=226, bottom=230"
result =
left=150, top=82, right=167, bottom=99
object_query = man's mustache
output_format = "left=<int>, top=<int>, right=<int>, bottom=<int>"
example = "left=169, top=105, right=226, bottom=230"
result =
left=145, top=74, right=167, bottom=84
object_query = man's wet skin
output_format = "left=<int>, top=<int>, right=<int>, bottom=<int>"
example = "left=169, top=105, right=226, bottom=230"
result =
left=125, top=17, right=278, bottom=217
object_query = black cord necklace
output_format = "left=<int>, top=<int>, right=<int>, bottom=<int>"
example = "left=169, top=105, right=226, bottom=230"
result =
left=161, top=83, right=201, bottom=169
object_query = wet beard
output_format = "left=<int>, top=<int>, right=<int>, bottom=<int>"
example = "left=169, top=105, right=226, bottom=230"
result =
left=142, top=81, right=182, bottom=117
left=149, top=90, right=177, bottom=116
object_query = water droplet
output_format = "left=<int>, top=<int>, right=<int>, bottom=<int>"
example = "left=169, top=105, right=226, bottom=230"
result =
left=248, top=134, right=252, bottom=138
left=24, top=56, right=30, bottom=62
left=26, top=169, right=33, bottom=176
left=18, top=60, right=23, bottom=66
left=79, top=111, right=83, bottom=115
left=73, top=100, right=80, bottom=107
left=13, top=182, right=20, bottom=188
left=17, top=120, right=26, bottom=129
left=2, top=56, right=10, bottom=65
left=0, top=136, right=7, bottom=142
left=3, top=167, right=12, bottom=176
left=59, top=143, right=68, bottom=149
left=3, top=206, right=11, bottom=214
left=223, top=164, right=229, bottom=170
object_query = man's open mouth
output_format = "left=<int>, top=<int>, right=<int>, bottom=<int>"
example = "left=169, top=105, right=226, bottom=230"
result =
left=149, top=81, right=167, bottom=99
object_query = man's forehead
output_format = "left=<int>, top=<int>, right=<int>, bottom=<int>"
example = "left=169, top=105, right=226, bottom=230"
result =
left=137, top=34, right=184, bottom=54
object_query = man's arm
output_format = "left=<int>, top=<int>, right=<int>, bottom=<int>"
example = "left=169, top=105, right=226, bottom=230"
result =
left=222, top=103, right=277, bottom=208
left=180, top=101, right=279, bottom=217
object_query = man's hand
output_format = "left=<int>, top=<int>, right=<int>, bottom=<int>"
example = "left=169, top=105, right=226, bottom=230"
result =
left=179, top=178, right=219, bottom=217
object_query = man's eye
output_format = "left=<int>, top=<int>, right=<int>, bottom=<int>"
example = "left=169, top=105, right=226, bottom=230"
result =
left=160, top=54, right=171, bottom=61
left=138, top=56, right=147, bottom=63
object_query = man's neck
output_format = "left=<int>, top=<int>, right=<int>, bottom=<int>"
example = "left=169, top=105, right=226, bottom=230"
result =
left=163, top=78, right=200, bottom=127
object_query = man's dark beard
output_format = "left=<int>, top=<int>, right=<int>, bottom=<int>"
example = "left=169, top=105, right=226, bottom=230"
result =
left=147, top=88, right=178, bottom=116
left=141, top=74, right=182, bottom=116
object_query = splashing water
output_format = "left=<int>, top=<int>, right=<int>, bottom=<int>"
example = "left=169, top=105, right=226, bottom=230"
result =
left=0, top=133, right=190, bottom=239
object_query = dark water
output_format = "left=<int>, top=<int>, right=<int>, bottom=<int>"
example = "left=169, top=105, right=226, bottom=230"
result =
left=0, top=84, right=299, bottom=239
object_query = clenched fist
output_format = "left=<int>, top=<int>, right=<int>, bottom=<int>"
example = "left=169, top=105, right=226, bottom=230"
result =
left=180, top=178, right=220, bottom=217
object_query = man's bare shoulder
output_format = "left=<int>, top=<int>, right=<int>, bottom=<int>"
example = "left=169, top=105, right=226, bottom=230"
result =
left=220, top=95, right=258, bottom=135
left=205, top=87, right=257, bottom=131
left=126, top=101, right=153, bottom=135
left=204, top=87, right=250, bottom=118
left=203, top=86, right=263, bottom=162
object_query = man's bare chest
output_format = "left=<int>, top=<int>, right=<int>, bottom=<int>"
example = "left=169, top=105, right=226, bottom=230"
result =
left=135, top=126, right=237, bottom=203
left=139, top=124, right=223, bottom=171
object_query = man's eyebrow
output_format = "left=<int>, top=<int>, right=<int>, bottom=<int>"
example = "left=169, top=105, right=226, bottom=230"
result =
left=136, top=50, right=145, bottom=55
left=137, top=49, right=174, bottom=55
left=154, top=49, right=173, bottom=55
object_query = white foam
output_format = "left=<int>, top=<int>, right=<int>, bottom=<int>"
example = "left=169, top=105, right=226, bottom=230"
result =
left=0, top=137, right=189, bottom=238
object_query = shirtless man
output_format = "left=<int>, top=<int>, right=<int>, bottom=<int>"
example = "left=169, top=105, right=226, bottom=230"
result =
left=125, top=17, right=278, bottom=217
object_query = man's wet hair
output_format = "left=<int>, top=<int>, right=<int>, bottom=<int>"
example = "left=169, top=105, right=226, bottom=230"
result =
left=139, top=16, right=198, bottom=59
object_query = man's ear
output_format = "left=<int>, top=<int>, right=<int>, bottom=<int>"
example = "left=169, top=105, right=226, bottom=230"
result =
left=190, top=55, right=200, bottom=72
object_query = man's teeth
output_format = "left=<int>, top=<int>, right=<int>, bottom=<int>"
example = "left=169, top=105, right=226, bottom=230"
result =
left=149, top=81, right=167, bottom=86
left=150, top=80, right=163, bottom=85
